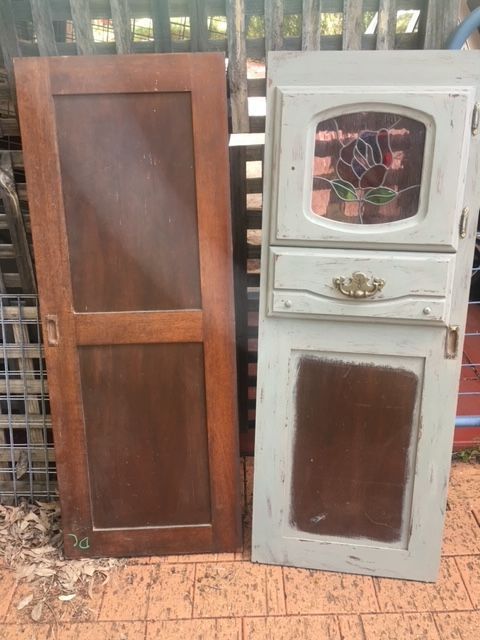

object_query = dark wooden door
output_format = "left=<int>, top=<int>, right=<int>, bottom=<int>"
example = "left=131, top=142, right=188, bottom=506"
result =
left=14, top=53, right=241, bottom=558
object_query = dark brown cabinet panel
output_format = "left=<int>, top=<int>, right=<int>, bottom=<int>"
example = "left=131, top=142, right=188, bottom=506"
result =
left=54, top=91, right=201, bottom=313
left=79, top=343, right=211, bottom=530
left=291, top=357, right=418, bottom=544
left=15, top=53, right=241, bottom=558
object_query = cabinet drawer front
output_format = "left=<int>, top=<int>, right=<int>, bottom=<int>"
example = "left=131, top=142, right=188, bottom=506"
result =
left=270, top=248, right=454, bottom=323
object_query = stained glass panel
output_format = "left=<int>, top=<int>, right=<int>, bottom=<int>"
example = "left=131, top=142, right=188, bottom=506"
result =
left=311, top=112, right=426, bottom=224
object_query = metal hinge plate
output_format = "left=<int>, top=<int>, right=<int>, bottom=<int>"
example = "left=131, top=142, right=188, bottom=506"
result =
left=459, top=207, right=469, bottom=238
left=473, top=103, right=480, bottom=136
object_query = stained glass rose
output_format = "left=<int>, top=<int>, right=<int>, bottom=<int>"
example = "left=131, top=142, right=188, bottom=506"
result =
left=336, top=129, right=393, bottom=189
left=327, top=127, right=397, bottom=207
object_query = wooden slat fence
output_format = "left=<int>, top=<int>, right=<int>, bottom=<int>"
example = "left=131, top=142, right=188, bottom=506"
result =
left=0, top=0, right=463, bottom=497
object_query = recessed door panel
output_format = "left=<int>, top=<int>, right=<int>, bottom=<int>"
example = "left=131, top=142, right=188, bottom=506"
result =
left=290, top=353, right=420, bottom=546
left=272, top=87, right=473, bottom=250
left=79, top=343, right=210, bottom=529
left=55, top=92, right=201, bottom=313
left=15, top=54, right=241, bottom=558
left=253, top=51, right=480, bottom=581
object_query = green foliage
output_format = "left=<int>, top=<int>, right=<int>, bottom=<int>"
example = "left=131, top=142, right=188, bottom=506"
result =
left=363, top=11, right=376, bottom=29
left=247, top=15, right=265, bottom=38
left=452, top=448, right=480, bottom=463
left=396, top=10, right=419, bottom=34
left=132, top=23, right=153, bottom=42
left=247, top=12, right=345, bottom=39
left=321, top=12, right=343, bottom=35
left=170, top=17, right=190, bottom=41
left=208, top=16, right=227, bottom=40
left=283, top=14, right=301, bottom=37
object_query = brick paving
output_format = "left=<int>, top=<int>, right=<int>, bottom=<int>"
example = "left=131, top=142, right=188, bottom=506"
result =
left=0, top=459, right=479, bottom=639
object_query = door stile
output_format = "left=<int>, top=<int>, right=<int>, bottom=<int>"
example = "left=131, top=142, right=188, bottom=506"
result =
left=15, top=57, right=94, bottom=543
left=191, top=60, right=242, bottom=550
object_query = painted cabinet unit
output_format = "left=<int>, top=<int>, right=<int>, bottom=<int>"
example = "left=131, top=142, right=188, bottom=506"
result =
left=15, top=54, right=241, bottom=558
left=252, top=51, right=480, bottom=581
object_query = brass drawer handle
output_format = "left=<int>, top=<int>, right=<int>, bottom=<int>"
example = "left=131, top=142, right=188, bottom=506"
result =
left=333, top=272, right=385, bottom=299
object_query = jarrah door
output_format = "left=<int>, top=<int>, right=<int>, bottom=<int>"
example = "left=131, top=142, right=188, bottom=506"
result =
left=14, top=54, right=241, bottom=558
left=252, top=51, right=480, bottom=581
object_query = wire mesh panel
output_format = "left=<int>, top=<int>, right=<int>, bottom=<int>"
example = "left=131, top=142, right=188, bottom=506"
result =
left=456, top=233, right=480, bottom=449
left=0, top=294, right=55, bottom=504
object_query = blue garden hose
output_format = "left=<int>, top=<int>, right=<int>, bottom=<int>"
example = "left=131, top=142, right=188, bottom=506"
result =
left=447, top=6, right=480, bottom=49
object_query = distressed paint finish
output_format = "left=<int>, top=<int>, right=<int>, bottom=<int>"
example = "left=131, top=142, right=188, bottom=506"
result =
left=272, top=84, right=471, bottom=251
left=252, top=51, right=480, bottom=581
left=270, top=248, right=455, bottom=324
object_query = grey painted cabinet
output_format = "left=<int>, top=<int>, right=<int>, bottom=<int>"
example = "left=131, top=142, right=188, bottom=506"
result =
left=252, top=51, right=480, bottom=581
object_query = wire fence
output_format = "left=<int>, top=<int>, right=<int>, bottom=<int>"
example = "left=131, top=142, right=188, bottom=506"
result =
left=0, top=295, right=56, bottom=505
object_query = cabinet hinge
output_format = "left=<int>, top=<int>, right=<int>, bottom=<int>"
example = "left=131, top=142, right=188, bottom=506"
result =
left=445, top=325, right=459, bottom=359
left=459, top=207, right=469, bottom=239
left=472, top=103, right=480, bottom=136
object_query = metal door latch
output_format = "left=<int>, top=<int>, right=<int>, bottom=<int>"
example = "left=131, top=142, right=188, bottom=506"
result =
left=45, top=314, right=59, bottom=346
left=445, top=325, right=459, bottom=359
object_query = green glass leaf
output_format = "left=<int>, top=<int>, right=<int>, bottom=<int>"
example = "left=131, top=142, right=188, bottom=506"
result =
left=330, top=179, right=358, bottom=202
left=364, top=187, right=397, bottom=205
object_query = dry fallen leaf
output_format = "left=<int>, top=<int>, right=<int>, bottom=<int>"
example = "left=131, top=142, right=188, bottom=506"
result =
left=16, top=593, right=33, bottom=610
left=30, top=600, right=43, bottom=622
left=15, top=450, right=29, bottom=480
left=58, top=594, right=76, bottom=602
left=0, top=500, right=121, bottom=619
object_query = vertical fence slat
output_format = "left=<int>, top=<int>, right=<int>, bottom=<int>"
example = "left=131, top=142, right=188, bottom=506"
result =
left=110, top=0, right=132, bottom=54
left=227, top=0, right=249, bottom=133
left=229, top=144, right=249, bottom=436
left=0, top=154, right=36, bottom=294
left=302, top=0, right=321, bottom=51
left=151, top=0, right=172, bottom=53
left=424, top=0, right=460, bottom=49
left=343, top=0, right=363, bottom=50
left=265, top=0, right=284, bottom=54
left=423, top=0, right=444, bottom=49
left=190, top=0, right=209, bottom=51
left=376, top=0, right=396, bottom=50
left=69, top=0, right=96, bottom=55
left=0, top=0, right=21, bottom=88
left=29, top=0, right=58, bottom=56
left=441, top=0, right=460, bottom=47
left=189, top=0, right=199, bottom=51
